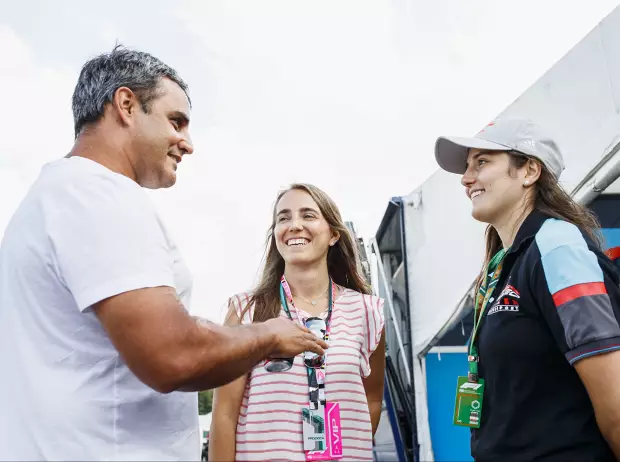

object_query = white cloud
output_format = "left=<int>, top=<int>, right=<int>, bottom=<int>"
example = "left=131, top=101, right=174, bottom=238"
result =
left=0, top=25, right=76, bottom=238
left=167, top=0, right=618, bottom=322
left=1, top=1, right=618, bottom=322
left=0, top=169, right=29, bottom=238
left=0, top=26, right=76, bottom=171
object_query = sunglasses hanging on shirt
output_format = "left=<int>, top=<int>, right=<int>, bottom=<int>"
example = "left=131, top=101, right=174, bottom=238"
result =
left=264, top=278, right=332, bottom=373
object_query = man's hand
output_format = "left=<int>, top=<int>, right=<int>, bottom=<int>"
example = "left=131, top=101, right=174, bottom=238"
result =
left=264, top=317, right=328, bottom=358
left=95, top=287, right=330, bottom=393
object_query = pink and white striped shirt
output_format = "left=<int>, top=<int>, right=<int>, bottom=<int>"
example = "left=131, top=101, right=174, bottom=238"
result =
left=230, top=287, right=385, bottom=462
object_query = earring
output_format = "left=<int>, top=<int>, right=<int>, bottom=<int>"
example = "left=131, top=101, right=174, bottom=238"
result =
left=524, top=181, right=530, bottom=186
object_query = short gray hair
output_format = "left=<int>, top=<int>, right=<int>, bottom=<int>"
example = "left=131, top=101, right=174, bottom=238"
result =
left=72, top=45, right=190, bottom=137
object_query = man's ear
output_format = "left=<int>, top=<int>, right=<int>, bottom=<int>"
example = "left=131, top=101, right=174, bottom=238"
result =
left=112, top=86, right=140, bottom=127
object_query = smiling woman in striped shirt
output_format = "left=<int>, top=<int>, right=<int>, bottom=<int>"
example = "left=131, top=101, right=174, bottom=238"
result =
left=209, top=183, right=385, bottom=462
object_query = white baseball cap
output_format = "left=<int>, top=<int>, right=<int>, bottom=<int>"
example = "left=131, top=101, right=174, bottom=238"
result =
left=435, top=116, right=565, bottom=179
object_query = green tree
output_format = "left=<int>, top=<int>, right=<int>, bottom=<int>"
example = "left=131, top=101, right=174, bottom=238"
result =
left=198, top=390, right=213, bottom=415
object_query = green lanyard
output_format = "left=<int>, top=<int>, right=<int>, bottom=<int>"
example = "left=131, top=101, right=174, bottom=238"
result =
left=467, top=248, right=508, bottom=382
left=279, top=281, right=333, bottom=406
left=279, top=281, right=334, bottom=332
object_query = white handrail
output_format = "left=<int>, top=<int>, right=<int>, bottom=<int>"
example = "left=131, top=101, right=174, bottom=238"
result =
left=572, top=141, right=620, bottom=205
left=369, top=237, right=412, bottom=385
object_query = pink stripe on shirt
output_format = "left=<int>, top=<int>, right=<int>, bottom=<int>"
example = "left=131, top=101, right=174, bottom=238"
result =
left=230, top=287, right=385, bottom=462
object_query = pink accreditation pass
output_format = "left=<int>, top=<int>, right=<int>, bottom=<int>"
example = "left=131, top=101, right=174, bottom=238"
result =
left=306, top=402, right=343, bottom=461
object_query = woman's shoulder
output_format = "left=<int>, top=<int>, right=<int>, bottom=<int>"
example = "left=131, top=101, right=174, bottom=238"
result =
left=228, top=291, right=254, bottom=305
left=534, top=216, right=606, bottom=253
left=226, top=291, right=255, bottom=323
left=337, top=286, right=384, bottom=309
left=535, top=218, right=590, bottom=253
left=531, top=218, right=618, bottom=284
left=338, top=287, right=385, bottom=353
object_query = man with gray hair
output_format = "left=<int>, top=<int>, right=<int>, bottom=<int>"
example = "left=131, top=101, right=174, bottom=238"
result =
left=0, top=46, right=326, bottom=460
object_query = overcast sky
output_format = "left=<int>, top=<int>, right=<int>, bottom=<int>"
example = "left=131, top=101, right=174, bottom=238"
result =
left=1, top=0, right=618, bottom=321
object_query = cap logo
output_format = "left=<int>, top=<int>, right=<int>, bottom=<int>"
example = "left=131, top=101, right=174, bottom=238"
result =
left=477, top=121, right=495, bottom=135
left=521, top=139, right=536, bottom=151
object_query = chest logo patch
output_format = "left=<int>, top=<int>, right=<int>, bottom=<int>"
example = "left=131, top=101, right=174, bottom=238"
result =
left=488, top=284, right=520, bottom=315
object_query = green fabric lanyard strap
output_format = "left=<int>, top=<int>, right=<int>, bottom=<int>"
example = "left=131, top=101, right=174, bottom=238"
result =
left=468, top=248, right=508, bottom=382
left=279, top=281, right=333, bottom=406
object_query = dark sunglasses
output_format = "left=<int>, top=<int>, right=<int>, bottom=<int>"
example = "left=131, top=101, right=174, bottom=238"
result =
left=264, top=357, right=294, bottom=373
left=265, top=317, right=327, bottom=372
left=303, top=317, right=327, bottom=368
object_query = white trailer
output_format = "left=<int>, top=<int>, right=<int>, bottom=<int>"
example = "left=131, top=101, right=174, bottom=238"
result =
left=370, top=5, right=620, bottom=461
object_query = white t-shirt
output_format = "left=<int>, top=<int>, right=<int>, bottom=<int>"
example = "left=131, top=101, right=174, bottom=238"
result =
left=0, top=157, right=199, bottom=461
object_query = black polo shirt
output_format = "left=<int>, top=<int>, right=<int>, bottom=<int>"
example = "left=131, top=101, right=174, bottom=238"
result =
left=471, top=210, right=620, bottom=462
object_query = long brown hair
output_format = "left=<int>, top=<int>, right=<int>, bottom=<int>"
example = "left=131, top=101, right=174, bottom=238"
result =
left=475, top=153, right=602, bottom=296
left=242, top=183, right=371, bottom=322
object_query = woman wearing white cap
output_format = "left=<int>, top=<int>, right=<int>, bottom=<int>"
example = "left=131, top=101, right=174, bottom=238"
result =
left=435, top=116, right=620, bottom=462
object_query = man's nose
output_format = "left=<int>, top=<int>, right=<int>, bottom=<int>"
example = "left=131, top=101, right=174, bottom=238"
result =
left=179, top=134, right=194, bottom=156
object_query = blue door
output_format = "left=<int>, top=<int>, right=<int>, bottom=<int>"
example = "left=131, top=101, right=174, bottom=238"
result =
left=425, top=348, right=473, bottom=462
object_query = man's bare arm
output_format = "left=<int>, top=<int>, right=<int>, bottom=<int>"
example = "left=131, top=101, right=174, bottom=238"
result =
left=94, top=286, right=327, bottom=393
